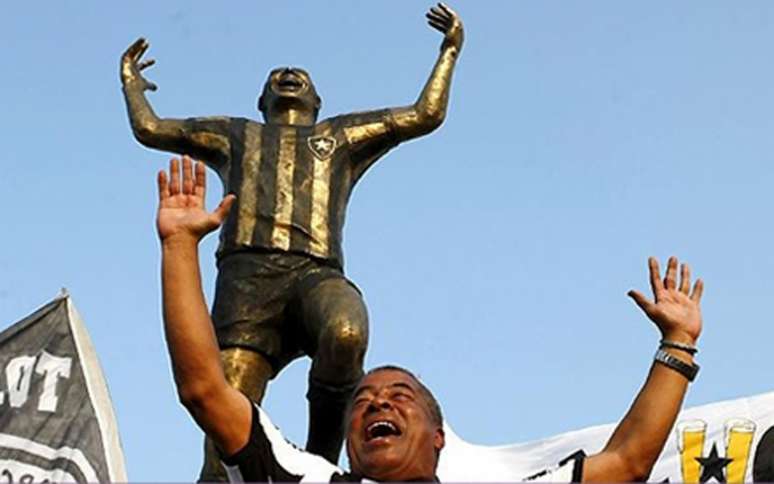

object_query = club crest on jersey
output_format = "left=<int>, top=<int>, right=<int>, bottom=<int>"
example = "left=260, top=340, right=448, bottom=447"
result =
left=308, top=135, right=337, bottom=160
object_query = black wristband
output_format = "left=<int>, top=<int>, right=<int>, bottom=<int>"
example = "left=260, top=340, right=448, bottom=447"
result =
left=654, top=349, right=699, bottom=382
left=660, top=339, right=698, bottom=355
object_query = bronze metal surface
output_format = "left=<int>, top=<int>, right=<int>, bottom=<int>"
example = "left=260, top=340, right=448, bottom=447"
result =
left=120, top=4, right=463, bottom=478
left=220, top=347, right=272, bottom=402
left=271, top=127, right=297, bottom=250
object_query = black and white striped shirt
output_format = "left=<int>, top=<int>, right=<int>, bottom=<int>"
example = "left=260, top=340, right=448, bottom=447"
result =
left=220, top=404, right=584, bottom=482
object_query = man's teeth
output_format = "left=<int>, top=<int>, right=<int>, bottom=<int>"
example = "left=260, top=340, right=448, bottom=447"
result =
left=367, top=421, right=399, bottom=439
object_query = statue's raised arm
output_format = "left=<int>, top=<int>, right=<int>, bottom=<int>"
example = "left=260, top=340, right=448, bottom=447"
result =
left=391, top=3, right=463, bottom=141
left=335, top=4, right=463, bottom=181
left=120, top=38, right=230, bottom=169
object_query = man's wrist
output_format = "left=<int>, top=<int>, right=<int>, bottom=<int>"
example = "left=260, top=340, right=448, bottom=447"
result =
left=161, top=233, right=201, bottom=250
left=659, top=332, right=698, bottom=365
left=660, top=339, right=697, bottom=356
left=661, top=330, right=698, bottom=347
left=654, top=349, right=699, bottom=382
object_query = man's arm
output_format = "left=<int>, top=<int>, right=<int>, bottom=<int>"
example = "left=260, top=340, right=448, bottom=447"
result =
left=583, top=257, right=704, bottom=482
left=156, top=156, right=249, bottom=456
left=390, top=3, right=463, bottom=142
left=121, top=39, right=230, bottom=167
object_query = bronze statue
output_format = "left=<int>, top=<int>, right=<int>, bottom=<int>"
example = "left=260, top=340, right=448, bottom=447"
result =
left=120, top=3, right=463, bottom=479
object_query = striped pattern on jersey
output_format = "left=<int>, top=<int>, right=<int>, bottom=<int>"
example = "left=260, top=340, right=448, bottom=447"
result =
left=221, top=404, right=352, bottom=482
left=208, top=110, right=399, bottom=268
left=220, top=403, right=585, bottom=483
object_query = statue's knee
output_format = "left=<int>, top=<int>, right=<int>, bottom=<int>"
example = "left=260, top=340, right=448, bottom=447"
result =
left=319, top=316, right=367, bottom=365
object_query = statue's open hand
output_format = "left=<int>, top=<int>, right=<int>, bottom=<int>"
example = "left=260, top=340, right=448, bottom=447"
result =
left=426, top=3, right=464, bottom=53
left=628, top=257, right=704, bottom=345
left=156, top=156, right=235, bottom=243
left=121, top=38, right=157, bottom=91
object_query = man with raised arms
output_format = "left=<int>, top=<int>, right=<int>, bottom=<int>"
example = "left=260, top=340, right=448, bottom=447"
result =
left=156, top=156, right=705, bottom=482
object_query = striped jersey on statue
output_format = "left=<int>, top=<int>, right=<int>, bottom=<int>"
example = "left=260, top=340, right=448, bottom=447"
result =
left=184, top=109, right=400, bottom=269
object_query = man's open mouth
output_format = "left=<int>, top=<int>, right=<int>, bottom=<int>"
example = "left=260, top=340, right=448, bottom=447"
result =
left=365, top=420, right=402, bottom=441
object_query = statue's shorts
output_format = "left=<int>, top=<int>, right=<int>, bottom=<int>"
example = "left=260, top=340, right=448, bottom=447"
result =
left=211, top=251, right=367, bottom=376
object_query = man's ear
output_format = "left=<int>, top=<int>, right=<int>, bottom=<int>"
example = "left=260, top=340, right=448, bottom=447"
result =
left=434, top=426, right=445, bottom=452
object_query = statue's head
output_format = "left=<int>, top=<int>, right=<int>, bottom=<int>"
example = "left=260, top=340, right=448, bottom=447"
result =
left=258, top=67, right=321, bottom=125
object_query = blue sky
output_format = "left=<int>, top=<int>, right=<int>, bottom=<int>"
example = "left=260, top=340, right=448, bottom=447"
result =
left=2, top=2, right=774, bottom=480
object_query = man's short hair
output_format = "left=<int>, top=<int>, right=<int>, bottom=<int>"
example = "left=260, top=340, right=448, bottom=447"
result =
left=362, top=365, right=444, bottom=427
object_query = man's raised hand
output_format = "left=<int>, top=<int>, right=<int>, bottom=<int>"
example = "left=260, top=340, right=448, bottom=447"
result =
left=628, top=256, right=704, bottom=345
left=426, top=3, right=464, bottom=53
left=121, top=37, right=158, bottom=91
left=156, top=156, right=235, bottom=243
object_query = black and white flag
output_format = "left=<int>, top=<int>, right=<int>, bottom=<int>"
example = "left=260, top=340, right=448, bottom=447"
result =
left=438, top=391, right=774, bottom=482
left=0, top=294, right=127, bottom=482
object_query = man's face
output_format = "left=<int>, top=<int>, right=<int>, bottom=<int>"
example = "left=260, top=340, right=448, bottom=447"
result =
left=258, top=67, right=320, bottom=117
left=346, top=370, right=444, bottom=481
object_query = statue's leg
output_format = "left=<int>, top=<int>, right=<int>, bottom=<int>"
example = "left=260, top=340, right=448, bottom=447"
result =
left=198, top=252, right=300, bottom=481
left=296, top=276, right=368, bottom=464
left=199, top=348, right=273, bottom=482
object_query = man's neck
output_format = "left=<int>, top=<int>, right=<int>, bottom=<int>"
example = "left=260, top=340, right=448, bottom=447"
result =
left=358, top=471, right=439, bottom=482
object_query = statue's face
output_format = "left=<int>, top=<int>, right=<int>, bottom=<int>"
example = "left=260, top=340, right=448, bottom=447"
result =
left=258, top=67, right=320, bottom=119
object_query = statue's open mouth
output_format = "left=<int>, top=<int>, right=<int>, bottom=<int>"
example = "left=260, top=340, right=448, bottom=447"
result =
left=277, top=75, right=304, bottom=93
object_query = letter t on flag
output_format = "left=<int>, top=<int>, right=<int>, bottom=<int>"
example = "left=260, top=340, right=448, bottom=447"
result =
left=0, top=293, right=127, bottom=482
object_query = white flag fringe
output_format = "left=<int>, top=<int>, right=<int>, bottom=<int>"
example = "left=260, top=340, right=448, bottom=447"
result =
left=438, top=391, right=774, bottom=482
